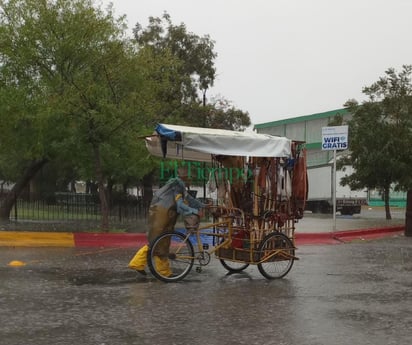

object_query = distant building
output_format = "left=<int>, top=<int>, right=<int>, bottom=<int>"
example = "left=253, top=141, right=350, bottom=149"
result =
left=254, top=107, right=351, bottom=167
left=254, top=108, right=407, bottom=207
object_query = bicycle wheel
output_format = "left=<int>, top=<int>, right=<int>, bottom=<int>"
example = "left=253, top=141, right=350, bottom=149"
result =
left=220, top=259, right=249, bottom=273
left=257, top=232, right=295, bottom=279
left=147, top=231, right=194, bottom=282
left=218, top=238, right=249, bottom=273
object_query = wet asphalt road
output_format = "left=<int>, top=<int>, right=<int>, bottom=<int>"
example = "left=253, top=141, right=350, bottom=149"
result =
left=1, top=235, right=412, bottom=345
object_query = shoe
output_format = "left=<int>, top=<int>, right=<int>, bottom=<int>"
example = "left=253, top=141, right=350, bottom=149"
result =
left=129, top=265, right=147, bottom=276
left=136, top=269, right=147, bottom=276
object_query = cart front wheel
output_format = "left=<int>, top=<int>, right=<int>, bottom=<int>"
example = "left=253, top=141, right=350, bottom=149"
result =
left=147, top=231, right=194, bottom=282
left=220, top=259, right=249, bottom=273
left=257, top=232, right=294, bottom=279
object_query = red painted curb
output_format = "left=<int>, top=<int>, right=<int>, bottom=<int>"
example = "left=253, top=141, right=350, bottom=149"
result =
left=74, top=233, right=147, bottom=248
left=333, top=225, right=405, bottom=243
left=333, top=225, right=404, bottom=238
left=295, top=225, right=405, bottom=245
left=295, top=233, right=341, bottom=245
left=71, top=225, right=405, bottom=247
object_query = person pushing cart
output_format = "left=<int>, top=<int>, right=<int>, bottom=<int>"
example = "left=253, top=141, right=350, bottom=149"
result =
left=128, top=166, right=208, bottom=276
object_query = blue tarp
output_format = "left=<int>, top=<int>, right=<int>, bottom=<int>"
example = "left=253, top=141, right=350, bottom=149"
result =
left=155, top=124, right=182, bottom=141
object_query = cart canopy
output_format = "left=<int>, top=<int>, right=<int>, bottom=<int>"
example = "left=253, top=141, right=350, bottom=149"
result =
left=146, top=123, right=291, bottom=161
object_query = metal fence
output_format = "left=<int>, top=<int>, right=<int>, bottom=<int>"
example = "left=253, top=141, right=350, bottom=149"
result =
left=0, top=192, right=150, bottom=231
left=10, top=200, right=147, bottom=221
left=1, top=192, right=212, bottom=232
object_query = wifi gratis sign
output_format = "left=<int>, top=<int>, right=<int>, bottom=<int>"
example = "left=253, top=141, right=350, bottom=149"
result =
left=321, top=125, right=349, bottom=151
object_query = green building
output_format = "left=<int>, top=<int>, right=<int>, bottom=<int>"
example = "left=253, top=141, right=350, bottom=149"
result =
left=254, top=108, right=407, bottom=207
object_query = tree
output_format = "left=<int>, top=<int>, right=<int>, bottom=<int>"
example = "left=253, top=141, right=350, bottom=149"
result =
left=341, top=65, right=412, bottom=219
left=0, top=3, right=252, bottom=228
left=132, top=13, right=251, bottom=200
left=204, top=97, right=251, bottom=130
left=132, top=13, right=249, bottom=128
left=133, top=12, right=216, bottom=110
left=364, top=66, right=412, bottom=190
left=0, top=0, right=156, bottom=229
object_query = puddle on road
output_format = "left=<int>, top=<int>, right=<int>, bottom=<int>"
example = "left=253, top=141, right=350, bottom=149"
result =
left=7, top=265, right=144, bottom=286
left=66, top=268, right=142, bottom=286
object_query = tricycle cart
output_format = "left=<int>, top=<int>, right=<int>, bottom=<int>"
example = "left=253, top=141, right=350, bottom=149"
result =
left=145, top=124, right=307, bottom=282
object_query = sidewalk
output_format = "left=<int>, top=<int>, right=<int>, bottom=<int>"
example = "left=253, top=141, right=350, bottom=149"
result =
left=293, top=215, right=405, bottom=244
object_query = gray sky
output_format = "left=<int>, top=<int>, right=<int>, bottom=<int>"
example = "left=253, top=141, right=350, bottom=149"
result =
left=104, top=0, right=412, bottom=126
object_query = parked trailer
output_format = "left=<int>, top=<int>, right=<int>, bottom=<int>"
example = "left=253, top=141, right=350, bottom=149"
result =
left=305, top=164, right=367, bottom=215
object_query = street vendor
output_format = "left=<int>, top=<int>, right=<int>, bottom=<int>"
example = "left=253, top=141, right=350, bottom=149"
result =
left=128, top=166, right=208, bottom=276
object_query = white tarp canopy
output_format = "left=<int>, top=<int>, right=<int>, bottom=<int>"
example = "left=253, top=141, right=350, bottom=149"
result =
left=145, top=123, right=291, bottom=162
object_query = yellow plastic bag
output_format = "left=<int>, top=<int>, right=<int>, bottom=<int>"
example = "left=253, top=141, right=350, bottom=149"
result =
left=128, top=245, right=148, bottom=270
left=154, top=255, right=172, bottom=277
left=129, top=245, right=172, bottom=276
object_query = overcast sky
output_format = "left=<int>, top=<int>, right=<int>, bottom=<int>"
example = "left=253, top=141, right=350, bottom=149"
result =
left=103, top=0, right=412, bottom=126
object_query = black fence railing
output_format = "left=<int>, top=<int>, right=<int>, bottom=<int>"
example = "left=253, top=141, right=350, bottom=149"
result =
left=2, top=193, right=150, bottom=225
left=1, top=192, right=212, bottom=232
left=12, top=200, right=148, bottom=222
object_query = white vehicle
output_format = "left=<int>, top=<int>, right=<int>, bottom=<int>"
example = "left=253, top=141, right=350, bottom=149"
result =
left=305, top=164, right=367, bottom=215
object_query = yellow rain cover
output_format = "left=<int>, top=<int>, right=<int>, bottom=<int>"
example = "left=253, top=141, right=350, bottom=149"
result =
left=128, top=245, right=149, bottom=270
left=154, top=256, right=172, bottom=277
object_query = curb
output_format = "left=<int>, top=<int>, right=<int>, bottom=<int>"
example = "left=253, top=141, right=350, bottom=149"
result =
left=295, top=225, right=405, bottom=245
left=0, top=231, right=75, bottom=247
left=74, top=233, right=147, bottom=248
left=0, top=225, right=405, bottom=247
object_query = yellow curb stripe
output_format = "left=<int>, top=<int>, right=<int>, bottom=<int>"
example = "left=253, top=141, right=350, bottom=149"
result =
left=0, top=231, right=75, bottom=247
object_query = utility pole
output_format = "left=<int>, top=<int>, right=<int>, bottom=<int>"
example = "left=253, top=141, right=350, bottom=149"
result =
left=202, top=89, right=207, bottom=199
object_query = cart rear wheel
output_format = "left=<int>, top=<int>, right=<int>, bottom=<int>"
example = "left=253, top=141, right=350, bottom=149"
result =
left=257, top=232, right=294, bottom=279
left=220, top=259, right=249, bottom=273
left=147, top=231, right=194, bottom=282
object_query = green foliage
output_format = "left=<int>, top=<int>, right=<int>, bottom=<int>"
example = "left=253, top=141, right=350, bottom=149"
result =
left=204, top=97, right=251, bottom=130
left=0, top=1, right=252, bottom=211
left=327, top=114, right=344, bottom=126
left=341, top=101, right=396, bottom=190
left=342, top=65, right=412, bottom=218
left=0, top=0, right=152, bottom=186
left=133, top=12, right=217, bottom=102
left=362, top=66, right=412, bottom=190
left=131, top=12, right=251, bottom=130
left=344, top=66, right=412, bottom=189
left=0, top=0, right=148, bottom=225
